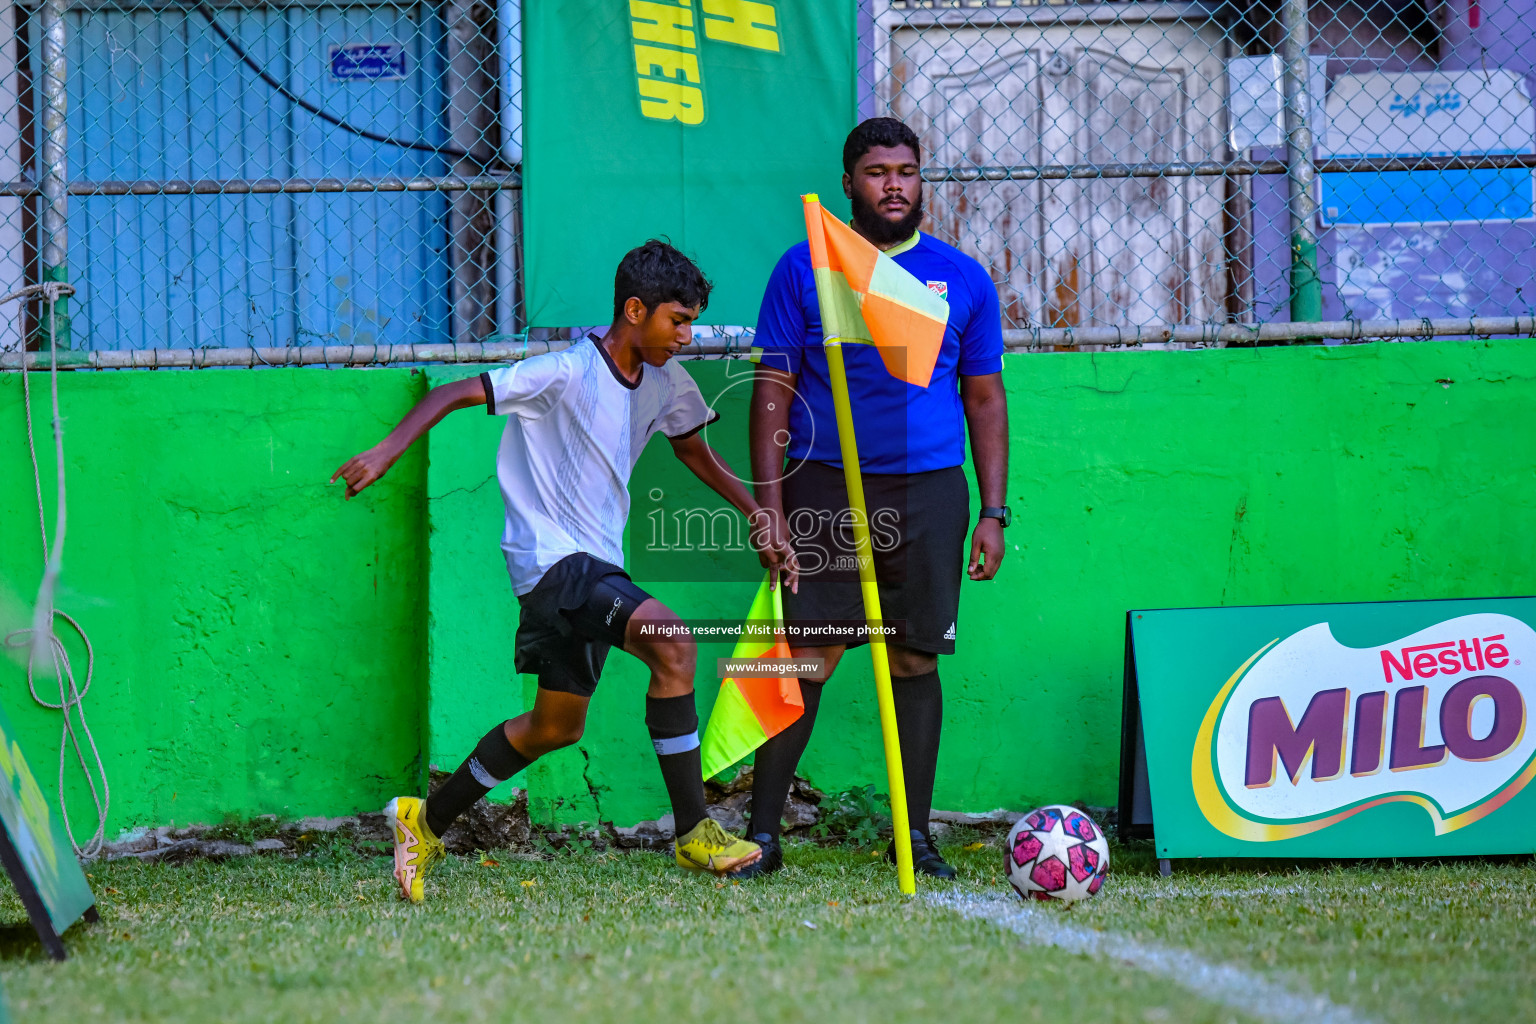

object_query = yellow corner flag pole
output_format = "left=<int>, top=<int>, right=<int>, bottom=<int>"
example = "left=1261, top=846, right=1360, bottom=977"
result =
left=825, top=342, right=916, bottom=895
left=803, top=194, right=916, bottom=895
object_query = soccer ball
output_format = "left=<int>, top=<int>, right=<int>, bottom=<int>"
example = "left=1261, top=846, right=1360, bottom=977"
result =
left=1004, top=805, right=1110, bottom=903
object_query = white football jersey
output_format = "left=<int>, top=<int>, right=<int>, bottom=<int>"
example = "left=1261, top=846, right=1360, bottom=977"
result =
left=480, top=335, right=715, bottom=595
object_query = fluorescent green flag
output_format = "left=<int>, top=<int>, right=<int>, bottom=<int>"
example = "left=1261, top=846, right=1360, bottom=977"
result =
left=700, top=574, right=802, bottom=780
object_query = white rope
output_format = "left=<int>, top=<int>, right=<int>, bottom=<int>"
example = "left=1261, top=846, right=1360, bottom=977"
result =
left=0, top=283, right=109, bottom=859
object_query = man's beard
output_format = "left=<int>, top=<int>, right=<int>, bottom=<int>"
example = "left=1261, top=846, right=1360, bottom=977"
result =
left=850, top=189, right=924, bottom=246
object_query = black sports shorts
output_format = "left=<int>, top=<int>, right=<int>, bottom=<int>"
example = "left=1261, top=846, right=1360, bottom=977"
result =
left=513, top=552, right=652, bottom=697
left=780, top=460, right=969, bottom=655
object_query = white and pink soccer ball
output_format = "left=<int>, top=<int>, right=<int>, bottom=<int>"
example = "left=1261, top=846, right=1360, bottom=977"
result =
left=1004, top=804, right=1110, bottom=903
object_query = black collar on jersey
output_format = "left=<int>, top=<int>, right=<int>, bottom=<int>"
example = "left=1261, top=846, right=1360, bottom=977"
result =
left=589, top=332, right=643, bottom=390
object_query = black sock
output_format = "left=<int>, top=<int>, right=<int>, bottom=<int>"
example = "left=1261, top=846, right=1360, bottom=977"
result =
left=646, top=693, right=707, bottom=836
left=892, top=670, right=942, bottom=838
left=425, top=722, right=533, bottom=838
left=747, top=680, right=824, bottom=839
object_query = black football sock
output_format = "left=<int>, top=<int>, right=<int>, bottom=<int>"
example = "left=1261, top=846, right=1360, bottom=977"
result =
left=646, top=693, right=708, bottom=836
left=425, top=722, right=533, bottom=838
left=747, top=679, right=824, bottom=839
left=892, top=669, right=942, bottom=838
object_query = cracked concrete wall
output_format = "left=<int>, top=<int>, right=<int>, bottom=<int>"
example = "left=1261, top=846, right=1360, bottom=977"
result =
left=422, top=366, right=525, bottom=803
left=0, top=368, right=429, bottom=836
left=425, top=340, right=1536, bottom=826
left=5, top=340, right=1534, bottom=838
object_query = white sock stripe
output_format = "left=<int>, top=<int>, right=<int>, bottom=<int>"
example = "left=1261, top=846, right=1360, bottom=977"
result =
left=467, top=756, right=505, bottom=789
left=652, top=731, right=700, bottom=756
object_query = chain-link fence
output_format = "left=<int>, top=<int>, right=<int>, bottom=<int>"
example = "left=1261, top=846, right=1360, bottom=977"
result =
left=2, top=0, right=521, bottom=355
left=881, top=0, right=1536, bottom=346
left=4, top=0, right=1536, bottom=359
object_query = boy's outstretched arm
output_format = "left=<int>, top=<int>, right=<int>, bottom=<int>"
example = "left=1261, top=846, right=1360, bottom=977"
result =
left=669, top=432, right=798, bottom=592
left=332, top=376, right=487, bottom=499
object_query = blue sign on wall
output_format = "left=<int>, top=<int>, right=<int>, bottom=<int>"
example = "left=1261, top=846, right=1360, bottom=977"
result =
left=1319, top=70, right=1536, bottom=227
left=329, top=42, right=408, bottom=81
left=1321, top=163, right=1535, bottom=226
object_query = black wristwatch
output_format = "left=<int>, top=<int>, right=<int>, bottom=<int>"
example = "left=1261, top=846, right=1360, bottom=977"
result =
left=979, top=506, right=1012, bottom=528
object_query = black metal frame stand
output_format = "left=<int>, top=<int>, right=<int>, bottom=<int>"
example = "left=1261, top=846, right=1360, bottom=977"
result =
left=0, top=822, right=96, bottom=961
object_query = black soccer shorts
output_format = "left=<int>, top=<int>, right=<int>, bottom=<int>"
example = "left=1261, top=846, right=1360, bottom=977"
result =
left=512, top=552, right=653, bottom=697
left=780, top=460, right=970, bottom=655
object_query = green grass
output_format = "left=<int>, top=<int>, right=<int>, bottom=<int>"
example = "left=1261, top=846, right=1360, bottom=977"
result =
left=0, top=840, right=1531, bottom=1024
left=1078, top=850, right=1536, bottom=1024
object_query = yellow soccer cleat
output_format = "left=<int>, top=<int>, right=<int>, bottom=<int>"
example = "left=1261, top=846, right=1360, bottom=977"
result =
left=674, top=817, right=762, bottom=876
left=384, top=796, right=445, bottom=903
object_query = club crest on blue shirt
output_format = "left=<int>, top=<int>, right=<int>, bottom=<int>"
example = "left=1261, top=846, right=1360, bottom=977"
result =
left=926, top=280, right=948, bottom=301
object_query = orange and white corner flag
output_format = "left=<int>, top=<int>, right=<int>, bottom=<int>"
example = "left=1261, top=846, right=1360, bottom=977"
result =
left=802, top=194, right=948, bottom=389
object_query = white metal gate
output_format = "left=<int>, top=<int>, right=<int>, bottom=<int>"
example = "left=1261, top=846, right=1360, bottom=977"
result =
left=882, top=7, right=1232, bottom=331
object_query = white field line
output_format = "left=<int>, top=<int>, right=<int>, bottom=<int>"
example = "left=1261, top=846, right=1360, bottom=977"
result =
left=929, top=893, right=1373, bottom=1024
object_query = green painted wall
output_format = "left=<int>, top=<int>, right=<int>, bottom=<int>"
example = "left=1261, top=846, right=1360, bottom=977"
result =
left=3, top=339, right=1534, bottom=839
left=421, top=366, right=523, bottom=801
left=0, top=369, right=429, bottom=837
left=424, top=340, right=1536, bottom=826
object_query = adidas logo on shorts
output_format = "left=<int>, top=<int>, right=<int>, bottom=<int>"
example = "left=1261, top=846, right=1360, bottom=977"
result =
left=943, top=622, right=956, bottom=640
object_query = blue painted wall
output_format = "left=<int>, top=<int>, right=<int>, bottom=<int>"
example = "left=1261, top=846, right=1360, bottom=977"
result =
left=60, top=4, right=451, bottom=349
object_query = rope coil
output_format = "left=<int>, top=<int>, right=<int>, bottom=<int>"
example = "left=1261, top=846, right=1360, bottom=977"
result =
left=1, top=283, right=110, bottom=860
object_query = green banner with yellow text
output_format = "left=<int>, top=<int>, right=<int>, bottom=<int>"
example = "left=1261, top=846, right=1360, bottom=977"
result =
left=524, top=0, right=857, bottom=327
left=1129, top=597, right=1536, bottom=860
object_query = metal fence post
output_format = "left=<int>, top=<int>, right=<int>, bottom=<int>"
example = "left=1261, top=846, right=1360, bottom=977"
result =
left=1281, top=0, right=1321, bottom=327
left=37, top=0, right=70, bottom=350
left=445, top=0, right=499, bottom=343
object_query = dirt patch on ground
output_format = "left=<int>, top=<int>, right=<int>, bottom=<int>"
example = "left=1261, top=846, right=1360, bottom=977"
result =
left=91, top=766, right=1111, bottom=864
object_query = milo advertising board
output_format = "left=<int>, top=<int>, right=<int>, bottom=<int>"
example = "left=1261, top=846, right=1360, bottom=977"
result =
left=1124, top=597, right=1536, bottom=859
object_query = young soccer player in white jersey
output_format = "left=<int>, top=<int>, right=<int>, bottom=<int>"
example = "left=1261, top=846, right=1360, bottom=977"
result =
left=333, top=240, right=796, bottom=902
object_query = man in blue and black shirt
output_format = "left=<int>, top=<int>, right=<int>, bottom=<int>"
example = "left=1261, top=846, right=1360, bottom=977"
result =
left=742, top=118, right=1011, bottom=879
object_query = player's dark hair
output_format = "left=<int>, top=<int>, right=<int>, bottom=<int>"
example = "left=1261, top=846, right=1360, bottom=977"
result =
left=842, top=117, right=922, bottom=175
left=613, top=239, right=712, bottom=319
